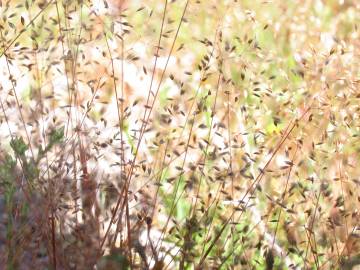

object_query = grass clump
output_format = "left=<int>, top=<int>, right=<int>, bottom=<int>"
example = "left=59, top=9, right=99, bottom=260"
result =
left=0, top=0, right=359, bottom=269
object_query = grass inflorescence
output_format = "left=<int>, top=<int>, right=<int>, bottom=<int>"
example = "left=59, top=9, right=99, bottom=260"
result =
left=0, top=0, right=359, bottom=269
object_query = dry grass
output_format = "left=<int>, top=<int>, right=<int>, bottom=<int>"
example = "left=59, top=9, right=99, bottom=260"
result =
left=0, top=0, right=359, bottom=269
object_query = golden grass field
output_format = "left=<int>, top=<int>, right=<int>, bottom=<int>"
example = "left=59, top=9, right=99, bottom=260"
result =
left=0, top=0, right=359, bottom=269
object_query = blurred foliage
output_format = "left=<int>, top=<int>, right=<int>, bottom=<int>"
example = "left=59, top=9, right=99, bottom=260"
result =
left=0, top=0, right=359, bottom=269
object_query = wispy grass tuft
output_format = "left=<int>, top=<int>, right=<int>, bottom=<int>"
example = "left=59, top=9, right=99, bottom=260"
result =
left=0, top=0, right=359, bottom=269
